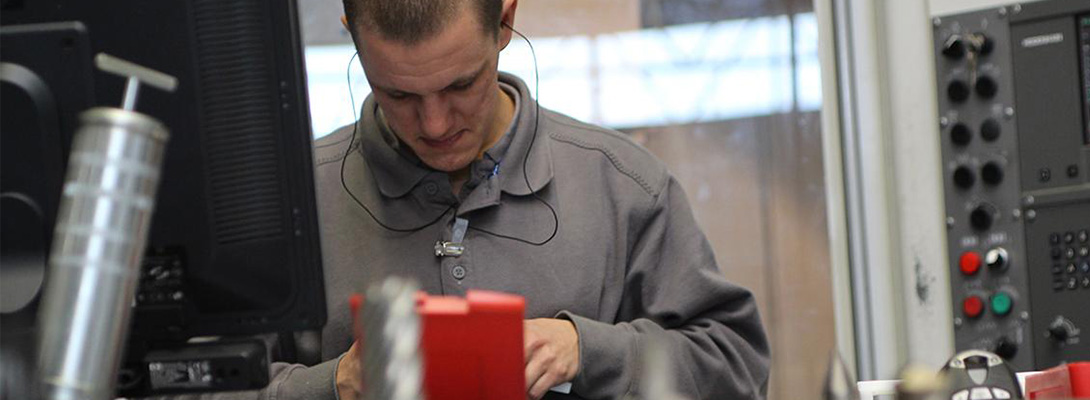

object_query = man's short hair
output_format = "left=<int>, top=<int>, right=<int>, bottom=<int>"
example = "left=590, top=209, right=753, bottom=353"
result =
left=342, top=0, right=502, bottom=45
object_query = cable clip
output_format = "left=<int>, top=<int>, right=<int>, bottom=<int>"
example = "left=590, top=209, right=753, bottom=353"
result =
left=435, top=218, right=469, bottom=257
left=434, top=241, right=465, bottom=257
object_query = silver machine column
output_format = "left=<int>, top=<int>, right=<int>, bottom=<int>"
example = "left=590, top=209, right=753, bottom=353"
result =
left=36, top=53, right=176, bottom=400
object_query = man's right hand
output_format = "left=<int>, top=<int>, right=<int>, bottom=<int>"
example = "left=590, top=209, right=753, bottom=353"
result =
left=336, top=342, right=362, bottom=400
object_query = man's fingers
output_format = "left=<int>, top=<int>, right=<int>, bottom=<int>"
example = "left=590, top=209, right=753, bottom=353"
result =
left=528, top=370, right=560, bottom=400
left=524, top=351, right=547, bottom=393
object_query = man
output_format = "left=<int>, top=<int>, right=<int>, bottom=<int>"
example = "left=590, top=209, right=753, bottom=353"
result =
left=271, top=0, right=770, bottom=399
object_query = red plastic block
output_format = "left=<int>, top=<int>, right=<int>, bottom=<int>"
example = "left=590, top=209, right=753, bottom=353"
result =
left=1025, top=362, right=1090, bottom=399
left=417, top=291, right=525, bottom=400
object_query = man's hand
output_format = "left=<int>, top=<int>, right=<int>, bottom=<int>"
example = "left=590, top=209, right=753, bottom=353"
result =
left=336, top=341, right=362, bottom=400
left=524, top=318, right=580, bottom=400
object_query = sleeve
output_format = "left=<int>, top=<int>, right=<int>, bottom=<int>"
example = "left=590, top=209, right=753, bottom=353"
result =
left=145, top=358, right=340, bottom=400
left=556, top=176, right=771, bottom=400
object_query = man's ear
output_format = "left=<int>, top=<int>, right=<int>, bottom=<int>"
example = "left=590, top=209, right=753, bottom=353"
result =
left=498, top=0, right=518, bottom=50
left=340, top=15, right=350, bottom=31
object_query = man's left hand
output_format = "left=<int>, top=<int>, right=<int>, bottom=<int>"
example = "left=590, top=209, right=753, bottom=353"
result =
left=523, top=318, right=580, bottom=400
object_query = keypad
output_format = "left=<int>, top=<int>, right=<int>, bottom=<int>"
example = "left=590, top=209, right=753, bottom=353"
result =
left=1051, top=227, right=1090, bottom=292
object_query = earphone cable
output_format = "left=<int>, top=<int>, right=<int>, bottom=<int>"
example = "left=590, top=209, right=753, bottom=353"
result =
left=339, top=52, right=453, bottom=233
left=466, top=24, right=558, bottom=246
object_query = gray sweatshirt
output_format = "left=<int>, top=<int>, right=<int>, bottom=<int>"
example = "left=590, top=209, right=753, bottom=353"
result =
left=158, top=73, right=770, bottom=400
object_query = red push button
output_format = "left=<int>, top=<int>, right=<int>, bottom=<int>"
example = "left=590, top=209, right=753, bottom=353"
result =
left=963, top=296, right=984, bottom=318
left=960, top=252, right=982, bottom=275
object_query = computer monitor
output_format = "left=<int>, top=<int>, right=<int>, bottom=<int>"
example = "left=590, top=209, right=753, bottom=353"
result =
left=1, top=0, right=325, bottom=396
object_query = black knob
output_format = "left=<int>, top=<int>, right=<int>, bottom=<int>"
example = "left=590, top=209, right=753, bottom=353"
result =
left=977, top=34, right=995, bottom=56
left=1048, top=318, right=1073, bottom=342
left=982, top=162, right=1004, bottom=185
left=951, top=123, right=972, bottom=146
left=943, top=36, right=967, bottom=60
left=970, top=203, right=997, bottom=231
left=994, top=336, right=1018, bottom=360
left=948, top=80, right=971, bottom=103
left=954, top=166, right=976, bottom=189
left=980, top=119, right=1001, bottom=142
left=976, top=76, right=998, bottom=99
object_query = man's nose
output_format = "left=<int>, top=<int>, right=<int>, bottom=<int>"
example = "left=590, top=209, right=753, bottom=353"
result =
left=418, top=94, right=452, bottom=138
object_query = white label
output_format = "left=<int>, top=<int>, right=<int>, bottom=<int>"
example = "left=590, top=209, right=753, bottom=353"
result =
left=961, top=236, right=980, bottom=248
left=987, top=231, right=1008, bottom=245
left=1022, top=33, right=1064, bottom=48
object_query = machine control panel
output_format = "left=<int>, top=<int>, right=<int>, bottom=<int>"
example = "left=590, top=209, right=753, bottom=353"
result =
left=934, top=0, right=1090, bottom=372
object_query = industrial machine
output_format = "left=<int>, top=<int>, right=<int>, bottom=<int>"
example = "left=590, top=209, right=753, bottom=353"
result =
left=933, top=0, right=1090, bottom=372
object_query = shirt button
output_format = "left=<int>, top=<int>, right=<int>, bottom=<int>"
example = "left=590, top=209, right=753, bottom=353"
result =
left=424, top=182, right=439, bottom=195
left=451, top=265, right=467, bottom=280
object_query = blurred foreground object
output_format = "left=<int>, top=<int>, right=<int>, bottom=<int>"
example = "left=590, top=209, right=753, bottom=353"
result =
left=359, top=277, right=424, bottom=400
left=36, top=53, right=174, bottom=400
left=940, top=350, right=1022, bottom=400
left=352, top=282, right=525, bottom=400
left=825, top=351, right=860, bottom=400
left=1024, top=362, right=1090, bottom=399
left=896, top=364, right=947, bottom=400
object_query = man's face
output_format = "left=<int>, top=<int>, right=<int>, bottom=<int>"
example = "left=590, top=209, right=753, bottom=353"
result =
left=355, top=8, right=504, bottom=173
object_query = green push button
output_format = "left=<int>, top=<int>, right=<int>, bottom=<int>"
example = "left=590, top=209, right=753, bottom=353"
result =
left=992, top=292, right=1013, bottom=316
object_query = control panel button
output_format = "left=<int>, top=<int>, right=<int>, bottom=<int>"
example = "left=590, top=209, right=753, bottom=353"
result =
left=970, top=204, right=997, bottom=231
left=977, top=34, right=995, bottom=56
left=1079, top=230, right=1088, bottom=243
left=961, top=252, right=982, bottom=275
left=1065, top=231, right=1075, bottom=243
left=963, top=296, right=984, bottom=318
left=943, top=36, right=967, bottom=59
left=975, top=76, right=998, bottom=99
left=980, top=119, right=1001, bottom=142
left=951, top=123, right=972, bottom=146
left=981, top=162, right=1003, bottom=186
left=993, top=388, right=1012, bottom=399
left=953, top=389, right=970, bottom=400
left=970, top=387, right=994, bottom=399
left=1051, top=233, right=1062, bottom=244
left=949, top=80, right=971, bottom=103
left=991, top=292, right=1012, bottom=316
left=985, top=248, right=1008, bottom=271
left=955, top=166, right=976, bottom=189
left=993, top=337, right=1018, bottom=360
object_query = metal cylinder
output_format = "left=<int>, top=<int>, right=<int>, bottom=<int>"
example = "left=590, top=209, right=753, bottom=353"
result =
left=360, top=277, right=424, bottom=400
left=36, top=107, right=168, bottom=400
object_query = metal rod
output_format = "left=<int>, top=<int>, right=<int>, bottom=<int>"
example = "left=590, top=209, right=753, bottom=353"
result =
left=122, top=77, right=140, bottom=111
